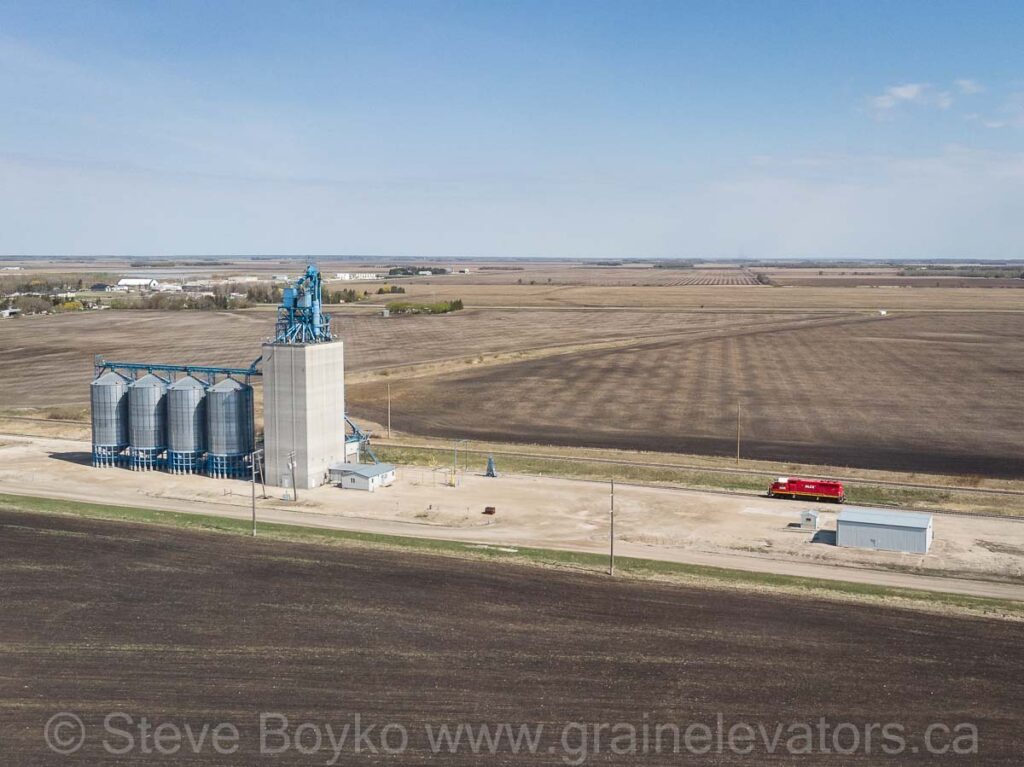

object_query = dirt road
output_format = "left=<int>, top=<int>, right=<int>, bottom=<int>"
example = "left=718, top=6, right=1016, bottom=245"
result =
left=2, top=433, right=1023, bottom=602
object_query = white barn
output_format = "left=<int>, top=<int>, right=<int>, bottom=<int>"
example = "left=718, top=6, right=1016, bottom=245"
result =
left=117, top=278, right=158, bottom=291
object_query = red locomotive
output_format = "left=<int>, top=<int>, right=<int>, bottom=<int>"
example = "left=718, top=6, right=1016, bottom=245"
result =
left=767, top=476, right=845, bottom=503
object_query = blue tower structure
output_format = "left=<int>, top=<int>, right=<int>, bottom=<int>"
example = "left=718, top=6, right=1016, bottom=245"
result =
left=274, top=265, right=333, bottom=344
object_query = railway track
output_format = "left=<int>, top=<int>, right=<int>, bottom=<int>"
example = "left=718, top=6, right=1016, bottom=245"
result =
left=3, top=419, right=1021, bottom=520
left=379, top=441, right=1024, bottom=501
left=531, top=473, right=1024, bottom=522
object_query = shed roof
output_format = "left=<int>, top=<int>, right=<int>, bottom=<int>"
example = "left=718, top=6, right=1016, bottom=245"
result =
left=329, top=462, right=396, bottom=479
left=838, top=507, right=932, bottom=529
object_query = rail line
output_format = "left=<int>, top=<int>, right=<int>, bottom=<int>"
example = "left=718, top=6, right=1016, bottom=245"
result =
left=4, top=416, right=1022, bottom=499
left=3, top=421, right=1021, bottom=520
left=504, top=472, right=1024, bottom=522
left=380, top=441, right=1024, bottom=501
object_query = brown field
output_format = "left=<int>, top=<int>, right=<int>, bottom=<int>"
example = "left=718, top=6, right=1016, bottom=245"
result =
left=2, top=509, right=1022, bottom=765
left=2, top=263, right=1022, bottom=479
left=756, top=266, right=1024, bottom=289
left=399, top=265, right=763, bottom=286
left=771, top=276, right=1024, bottom=289
left=381, top=282, right=1024, bottom=310
left=348, top=311, right=1024, bottom=478
left=0, top=307, right=832, bottom=408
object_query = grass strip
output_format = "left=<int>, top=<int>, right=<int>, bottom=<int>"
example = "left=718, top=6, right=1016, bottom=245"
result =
left=0, top=492, right=1020, bottom=620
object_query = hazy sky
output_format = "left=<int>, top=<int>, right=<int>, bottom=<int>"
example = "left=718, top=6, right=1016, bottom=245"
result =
left=1, top=0, right=1023, bottom=259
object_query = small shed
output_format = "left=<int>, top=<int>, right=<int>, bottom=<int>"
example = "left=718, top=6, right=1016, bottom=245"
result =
left=329, top=462, right=396, bottom=492
left=800, top=510, right=820, bottom=530
left=837, top=507, right=933, bottom=554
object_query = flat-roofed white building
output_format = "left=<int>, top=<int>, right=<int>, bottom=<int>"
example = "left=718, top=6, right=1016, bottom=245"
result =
left=328, top=462, right=396, bottom=491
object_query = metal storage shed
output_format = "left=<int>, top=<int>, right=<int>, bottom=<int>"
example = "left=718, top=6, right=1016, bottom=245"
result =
left=328, top=462, right=396, bottom=492
left=836, top=507, right=933, bottom=554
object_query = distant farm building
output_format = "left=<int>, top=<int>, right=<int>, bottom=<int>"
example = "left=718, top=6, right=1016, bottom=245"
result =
left=335, top=272, right=381, bottom=281
left=116, top=278, right=158, bottom=291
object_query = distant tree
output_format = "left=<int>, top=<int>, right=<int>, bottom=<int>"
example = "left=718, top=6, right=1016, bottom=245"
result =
left=244, top=284, right=282, bottom=304
left=14, top=296, right=54, bottom=314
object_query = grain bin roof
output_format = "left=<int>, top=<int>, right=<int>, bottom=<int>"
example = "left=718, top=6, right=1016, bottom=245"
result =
left=92, top=371, right=130, bottom=385
left=130, top=373, right=168, bottom=387
left=168, top=375, right=206, bottom=389
left=838, top=507, right=932, bottom=529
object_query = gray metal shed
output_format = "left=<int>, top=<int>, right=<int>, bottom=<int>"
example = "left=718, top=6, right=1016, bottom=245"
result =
left=836, top=507, right=933, bottom=554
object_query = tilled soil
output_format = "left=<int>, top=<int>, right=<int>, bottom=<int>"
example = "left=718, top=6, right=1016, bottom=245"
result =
left=349, top=311, right=1024, bottom=478
left=0, top=510, right=1021, bottom=765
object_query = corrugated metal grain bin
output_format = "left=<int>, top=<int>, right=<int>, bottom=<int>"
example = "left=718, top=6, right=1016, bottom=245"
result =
left=167, top=375, right=207, bottom=474
left=836, top=507, right=933, bottom=554
left=206, top=377, right=253, bottom=478
left=127, top=373, right=168, bottom=470
left=90, top=371, right=131, bottom=467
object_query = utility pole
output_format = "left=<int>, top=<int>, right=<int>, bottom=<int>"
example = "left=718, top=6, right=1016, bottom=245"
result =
left=287, top=451, right=298, bottom=502
left=451, top=439, right=468, bottom=486
left=736, top=400, right=742, bottom=464
left=387, top=383, right=392, bottom=439
left=248, top=448, right=263, bottom=537
left=609, top=478, right=615, bottom=576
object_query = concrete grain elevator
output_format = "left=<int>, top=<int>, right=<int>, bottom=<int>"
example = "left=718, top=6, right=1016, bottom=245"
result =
left=262, top=265, right=346, bottom=489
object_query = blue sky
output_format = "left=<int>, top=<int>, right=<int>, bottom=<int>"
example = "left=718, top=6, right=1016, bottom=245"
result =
left=1, top=0, right=1022, bottom=258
